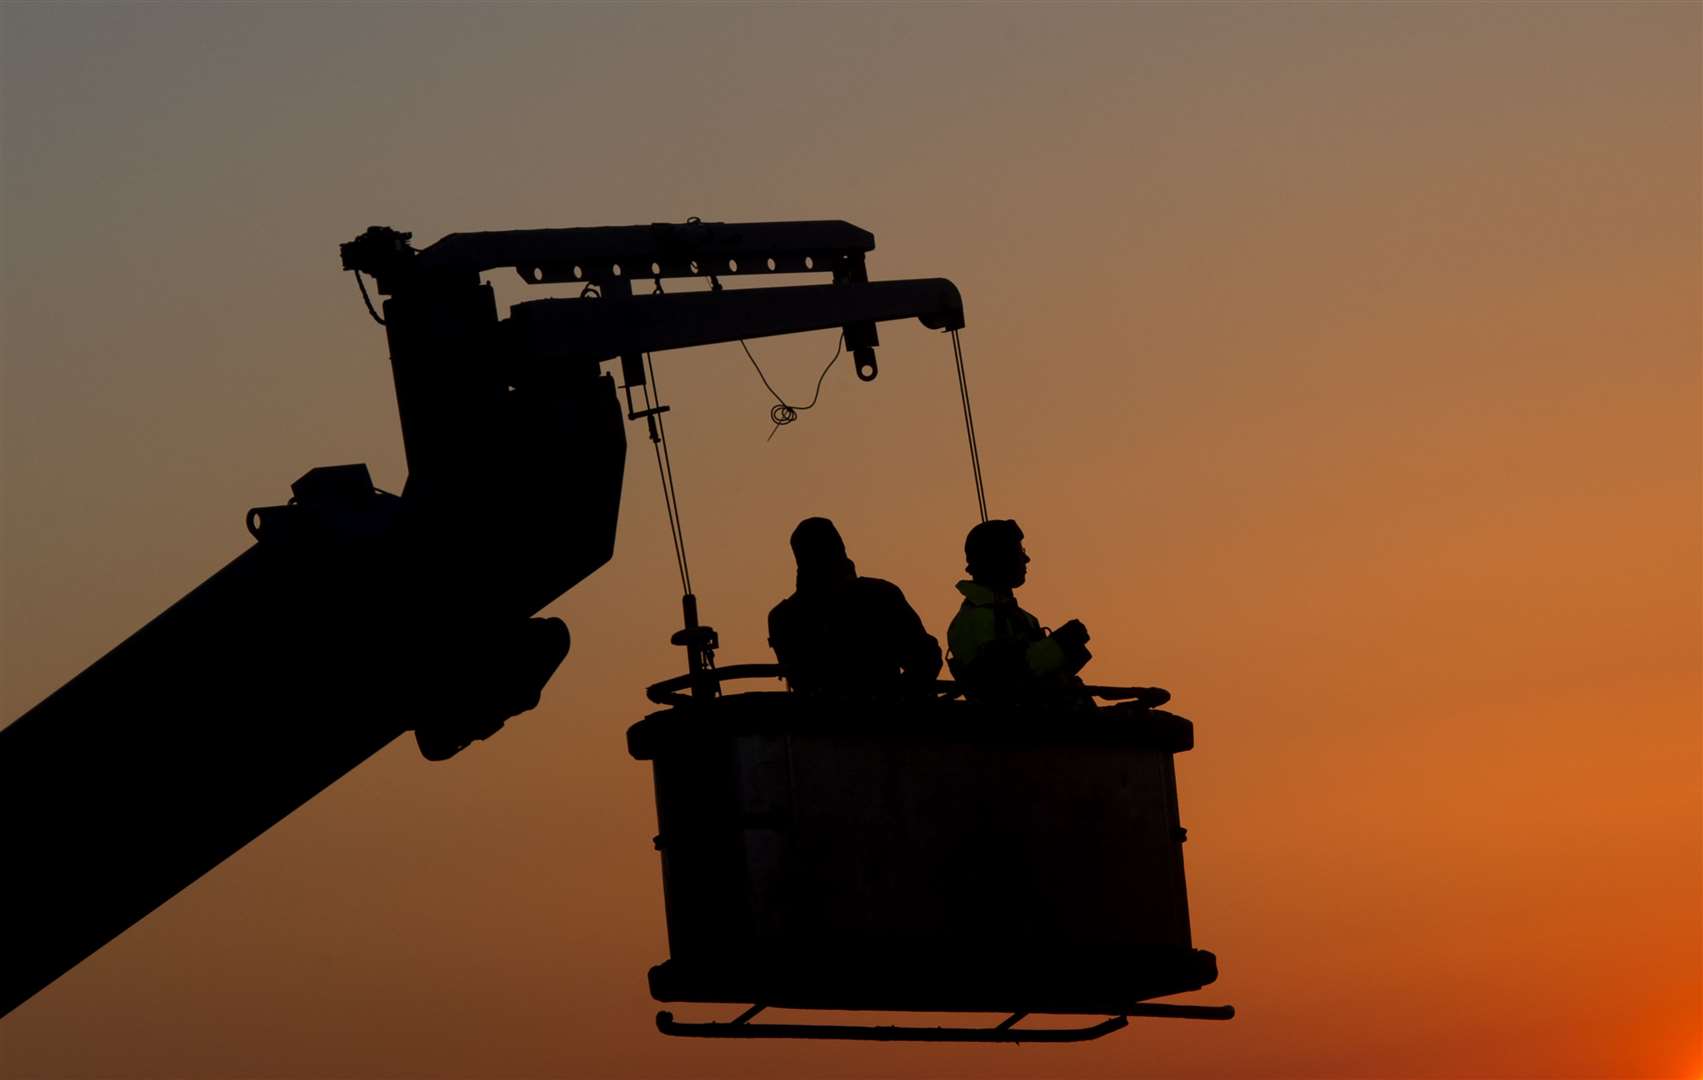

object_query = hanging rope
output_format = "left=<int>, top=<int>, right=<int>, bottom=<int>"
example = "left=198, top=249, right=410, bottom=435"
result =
left=741, top=334, right=844, bottom=440
left=353, top=270, right=385, bottom=326
left=951, top=329, right=989, bottom=522
left=642, top=352, right=693, bottom=596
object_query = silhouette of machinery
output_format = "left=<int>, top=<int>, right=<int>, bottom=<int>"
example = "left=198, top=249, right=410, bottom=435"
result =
left=1, top=220, right=1229, bottom=1039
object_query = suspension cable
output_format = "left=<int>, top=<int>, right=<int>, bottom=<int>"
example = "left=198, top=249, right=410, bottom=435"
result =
left=643, top=352, right=693, bottom=596
left=951, top=329, right=989, bottom=522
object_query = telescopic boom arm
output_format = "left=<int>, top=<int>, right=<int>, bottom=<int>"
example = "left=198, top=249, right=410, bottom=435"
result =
left=0, top=220, right=965, bottom=1016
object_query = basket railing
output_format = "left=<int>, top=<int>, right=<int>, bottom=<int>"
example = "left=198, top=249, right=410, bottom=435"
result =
left=643, top=664, right=1169, bottom=709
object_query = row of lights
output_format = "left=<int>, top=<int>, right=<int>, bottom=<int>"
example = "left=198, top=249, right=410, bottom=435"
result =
left=529, top=255, right=823, bottom=284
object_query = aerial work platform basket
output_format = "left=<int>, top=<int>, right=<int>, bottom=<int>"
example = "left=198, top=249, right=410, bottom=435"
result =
left=628, top=668, right=1232, bottom=1042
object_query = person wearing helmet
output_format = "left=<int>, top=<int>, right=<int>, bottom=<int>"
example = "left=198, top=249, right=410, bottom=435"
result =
left=946, top=519, right=1093, bottom=705
left=768, top=517, right=943, bottom=700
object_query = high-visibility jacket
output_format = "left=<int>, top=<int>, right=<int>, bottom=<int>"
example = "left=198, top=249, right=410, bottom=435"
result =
left=945, top=580, right=1076, bottom=704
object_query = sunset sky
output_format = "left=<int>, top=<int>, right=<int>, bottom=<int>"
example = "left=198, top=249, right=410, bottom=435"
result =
left=2, top=4, right=1698, bottom=1077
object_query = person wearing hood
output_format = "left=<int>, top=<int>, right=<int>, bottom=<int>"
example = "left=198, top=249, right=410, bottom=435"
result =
left=946, top=519, right=1092, bottom=705
left=767, top=517, right=942, bottom=699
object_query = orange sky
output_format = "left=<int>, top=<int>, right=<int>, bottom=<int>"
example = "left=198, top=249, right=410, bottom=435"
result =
left=2, top=4, right=1698, bottom=1077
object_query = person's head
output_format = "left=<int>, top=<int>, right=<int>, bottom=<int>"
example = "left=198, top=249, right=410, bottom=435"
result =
left=964, top=518, right=1028, bottom=589
left=790, top=516, right=855, bottom=588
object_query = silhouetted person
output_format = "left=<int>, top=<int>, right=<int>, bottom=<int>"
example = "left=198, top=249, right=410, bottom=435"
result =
left=768, top=517, right=942, bottom=699
left=946, top=519, right=1092, bottom=705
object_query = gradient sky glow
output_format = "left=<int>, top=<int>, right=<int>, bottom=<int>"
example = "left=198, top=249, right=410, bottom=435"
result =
left=2, top=4, right=1699, bottom=1077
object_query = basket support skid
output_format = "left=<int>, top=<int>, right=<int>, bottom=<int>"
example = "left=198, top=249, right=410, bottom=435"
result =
left=656, top=1002, right=1235, bottom=1042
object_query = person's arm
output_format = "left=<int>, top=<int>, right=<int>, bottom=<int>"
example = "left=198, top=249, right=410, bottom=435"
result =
left=948, top=606, right=1029, bottom=694
left=1029, top=618, right=1090, bottom=677
left=883, top=583, right=943, bottom=687
left=1023, top=636, right=1068, bottom=676
left=767, top=603, right=800, bottom=690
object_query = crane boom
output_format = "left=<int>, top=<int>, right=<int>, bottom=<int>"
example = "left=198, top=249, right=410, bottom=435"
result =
left=0, top=220, right=965, bottom=1016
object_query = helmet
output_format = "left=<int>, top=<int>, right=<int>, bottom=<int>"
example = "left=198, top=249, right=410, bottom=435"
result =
left=964, top=519, right=1024, bottom=579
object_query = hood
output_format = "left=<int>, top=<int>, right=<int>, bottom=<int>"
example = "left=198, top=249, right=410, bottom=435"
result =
left=797, top=557, right=857, bottom=594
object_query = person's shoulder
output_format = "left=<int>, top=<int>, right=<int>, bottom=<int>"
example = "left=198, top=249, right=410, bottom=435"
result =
left=855, top=575, right=905, bottom=596
left=947, top=601, right=994, bottom=640
left=856, top=576, right=921, bottom=606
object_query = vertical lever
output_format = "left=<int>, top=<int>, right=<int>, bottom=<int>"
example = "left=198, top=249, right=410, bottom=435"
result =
left=845, top=323, right=880, bottom=381
left=670, top=593, right=719, bottom=701
left=834, top=253, right=880, bottom=380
